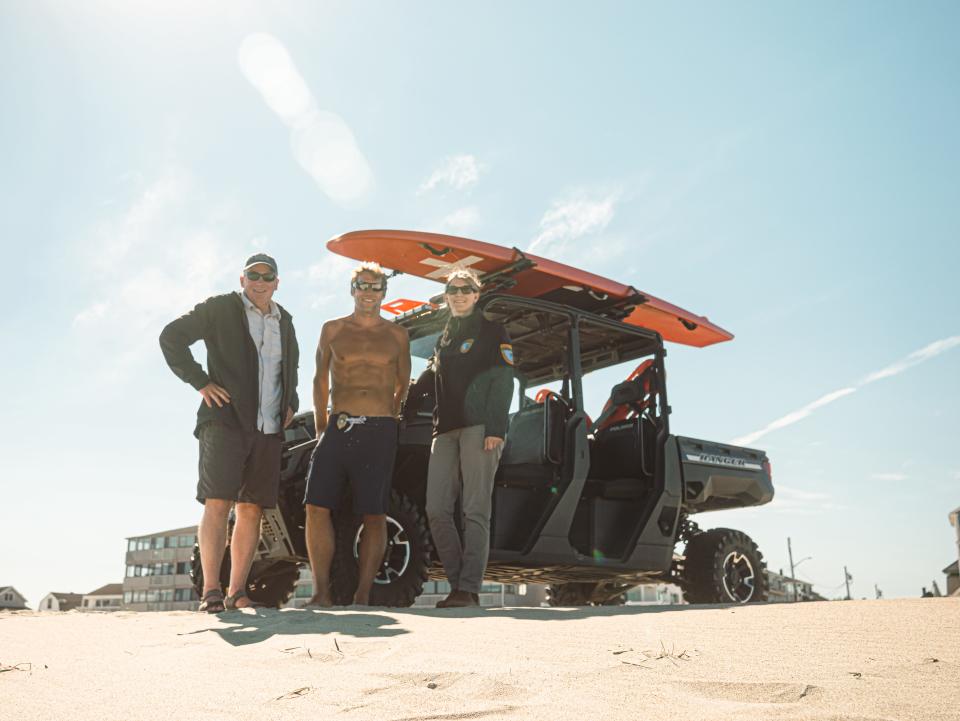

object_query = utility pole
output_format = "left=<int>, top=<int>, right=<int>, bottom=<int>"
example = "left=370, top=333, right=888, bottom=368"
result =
left=874, top=583, right=882, bottom=600
left=844, top=567, right=853, bottom=600
left=788, top=537, right=797, bottom=602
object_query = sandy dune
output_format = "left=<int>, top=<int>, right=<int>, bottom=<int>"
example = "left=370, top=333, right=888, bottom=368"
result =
left=2, top=598, right=957, bottom=720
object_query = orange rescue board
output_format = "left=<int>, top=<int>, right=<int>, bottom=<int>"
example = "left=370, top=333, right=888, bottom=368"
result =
left=327, top=229, right=733, bottom=348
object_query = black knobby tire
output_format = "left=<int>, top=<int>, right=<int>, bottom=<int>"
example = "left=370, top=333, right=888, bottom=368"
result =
left=191, top=544, right=301, bottom=608
left=679, top=527, right=768, bottom=604
left=546, top=582, right=594, bottom=606
left=330, top=491, right=431, bottom=607
left=546, top=581, right=634, bottom=606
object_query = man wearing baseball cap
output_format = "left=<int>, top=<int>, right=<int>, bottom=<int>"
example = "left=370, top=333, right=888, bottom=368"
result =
left=160, top=253, right=300, bottom=612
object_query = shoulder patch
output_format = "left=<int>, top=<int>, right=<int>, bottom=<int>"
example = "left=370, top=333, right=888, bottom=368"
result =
left=460, top=339, right=474, bottom=353
left=500, top=343, right=514, bottom=365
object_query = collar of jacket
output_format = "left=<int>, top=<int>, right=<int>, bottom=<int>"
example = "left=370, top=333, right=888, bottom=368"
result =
left=444, top=309, right=482, bottom=341
left=231, top=291, right=292, bottom=324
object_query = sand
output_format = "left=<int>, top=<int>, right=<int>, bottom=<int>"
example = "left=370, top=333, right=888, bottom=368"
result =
left=1, top=598, right=957, bottom=721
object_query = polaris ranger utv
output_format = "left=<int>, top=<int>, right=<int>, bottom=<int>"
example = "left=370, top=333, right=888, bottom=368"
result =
left=191, top=254, right=774, bottom=607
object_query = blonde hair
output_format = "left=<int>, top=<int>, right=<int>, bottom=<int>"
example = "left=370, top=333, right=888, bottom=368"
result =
left=351, top=261, right=387, bottom=288
left=445, top=267, right=481, bottom=290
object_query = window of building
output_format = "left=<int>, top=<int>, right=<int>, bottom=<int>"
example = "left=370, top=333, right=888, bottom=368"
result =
left=176, top=562, right=190, bottom=575
left=136, top=539, right=149, bottom=551
left=294, top=584, right=314, bottom=598
left=168, top=535, right=180, bottom=548
left=83, top=599, right=89, bottom=607
left=123, top=592, right=132, bottom=603
left=159, top=590, right=173, bottom=602
left=179, top=534, right=195, bottom=547
left=47, top=598, right=53, bottom=609
left=127, top=539, right=137, bottom=551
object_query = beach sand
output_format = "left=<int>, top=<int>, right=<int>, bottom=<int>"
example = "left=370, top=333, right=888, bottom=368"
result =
left=1, top=598, right=957, bottom=720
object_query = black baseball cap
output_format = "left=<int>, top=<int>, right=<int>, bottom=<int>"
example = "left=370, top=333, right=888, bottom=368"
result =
left=243, top=253, right=278, bottom=274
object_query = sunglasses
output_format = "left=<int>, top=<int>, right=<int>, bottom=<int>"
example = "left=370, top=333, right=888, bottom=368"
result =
left=352, top=280, right=386, bottom=292
left=245, top=270, right=276, bottom=282
left=445, top=284, right=479, bottom=295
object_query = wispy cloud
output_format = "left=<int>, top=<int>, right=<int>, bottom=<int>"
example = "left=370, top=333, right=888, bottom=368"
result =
left=733, top=334, right=960, bottom=447
left=418, top=154, right=483, bottom=194
left=429, top=206, right=480, bottom=236
left=291, top=255, right=357, bottom=309
left=733, top=388, right=857, bottom=447
left=870, top=473, right=908, bottom=482
left=528, top=189, right=620, bottom=257
left=860, top=336, right=960, bottom=385
left=73, top=166, right=241, bottom=381
left=238, top=33, right=373, bottom=206
left=769, top=484, right=837, bottom=514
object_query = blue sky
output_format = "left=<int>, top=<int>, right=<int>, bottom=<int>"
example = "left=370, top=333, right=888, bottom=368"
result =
left=2, top=1, right=958, bottom=606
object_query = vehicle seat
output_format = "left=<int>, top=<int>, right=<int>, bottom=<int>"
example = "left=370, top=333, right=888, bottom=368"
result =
left=591, top=359, right=654, bottom=435
left=588, top=415, right=658, bottom=499
left=495, top=394, right=569, bottom=488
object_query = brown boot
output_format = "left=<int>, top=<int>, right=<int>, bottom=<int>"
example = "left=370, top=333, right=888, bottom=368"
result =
left=442, top=590, right=479, bottom=608
left=435, top=590, right=458, bottom=608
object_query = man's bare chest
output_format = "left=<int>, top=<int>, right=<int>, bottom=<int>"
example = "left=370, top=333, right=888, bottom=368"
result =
left=331, top=327, right=399, bottom=366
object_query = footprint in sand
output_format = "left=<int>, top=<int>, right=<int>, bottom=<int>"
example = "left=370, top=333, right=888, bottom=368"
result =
left=360, top=671, right=527, bottom=702
left=679, top=681, right=822, bottom=704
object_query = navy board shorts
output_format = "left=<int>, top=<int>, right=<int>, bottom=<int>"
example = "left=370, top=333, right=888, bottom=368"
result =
left=304, top=414, right=398, bottom=514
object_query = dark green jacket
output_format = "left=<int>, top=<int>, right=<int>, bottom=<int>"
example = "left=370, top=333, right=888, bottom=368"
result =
left=159, top=292, right=300, bottom=437
left=433, top=309, right=514, bottom=438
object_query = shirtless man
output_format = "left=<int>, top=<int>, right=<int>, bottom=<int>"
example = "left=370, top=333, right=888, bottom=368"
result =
left=303, top=262, right=411, bottom=606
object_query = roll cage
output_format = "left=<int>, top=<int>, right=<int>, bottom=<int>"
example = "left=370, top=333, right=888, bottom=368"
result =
left=394, top=293, right=670, bottom=435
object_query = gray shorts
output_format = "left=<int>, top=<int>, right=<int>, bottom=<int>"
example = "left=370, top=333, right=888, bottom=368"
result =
left=197, top=422, right=282, bottom=508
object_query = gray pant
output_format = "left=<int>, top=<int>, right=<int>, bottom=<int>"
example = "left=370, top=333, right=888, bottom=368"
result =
left=425, top=425, right=503, bottom=594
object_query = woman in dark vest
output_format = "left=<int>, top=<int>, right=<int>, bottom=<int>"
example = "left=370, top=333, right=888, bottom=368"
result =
left=425, top=268, right=515, bottom=608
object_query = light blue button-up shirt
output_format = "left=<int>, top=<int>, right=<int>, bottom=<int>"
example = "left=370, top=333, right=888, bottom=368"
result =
left=239, top=291, right=283, bottom=434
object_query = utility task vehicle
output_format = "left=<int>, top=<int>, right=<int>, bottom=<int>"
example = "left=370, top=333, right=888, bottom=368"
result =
left=192, top=230, right=774, bottom=607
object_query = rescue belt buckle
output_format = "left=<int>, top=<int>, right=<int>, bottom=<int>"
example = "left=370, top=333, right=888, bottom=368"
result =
left=336, top=413, right=367, bottom=432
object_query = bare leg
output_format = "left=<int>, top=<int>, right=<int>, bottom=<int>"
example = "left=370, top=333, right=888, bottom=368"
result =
left=355, top=514, right=387, bottom=606
left=198, top=499, right=232, bottom=594
left=227, top=502, right=262, bottom=607
left=305, top=504, right=335, bottom=606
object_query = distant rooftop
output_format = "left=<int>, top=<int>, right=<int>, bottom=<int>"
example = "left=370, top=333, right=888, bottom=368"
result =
left=87, top=583, right=124, bottom=596
left=126, top=525, right=197, bottom=540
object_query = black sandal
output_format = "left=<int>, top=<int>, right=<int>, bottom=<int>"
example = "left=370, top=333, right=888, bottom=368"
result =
left=198, top=589, right=225, bottom=613
left=224, top=589, right=263, bottom=610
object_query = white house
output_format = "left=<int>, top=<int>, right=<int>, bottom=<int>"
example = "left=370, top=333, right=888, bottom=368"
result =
left=38, top=591, right=84, bottom=612
left=0, top=586, right=29, bottom=610
left=81, top=583, right=123, bottom=611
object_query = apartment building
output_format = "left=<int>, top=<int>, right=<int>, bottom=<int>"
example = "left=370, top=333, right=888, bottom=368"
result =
left=123, top=526, right=200, bottom=611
